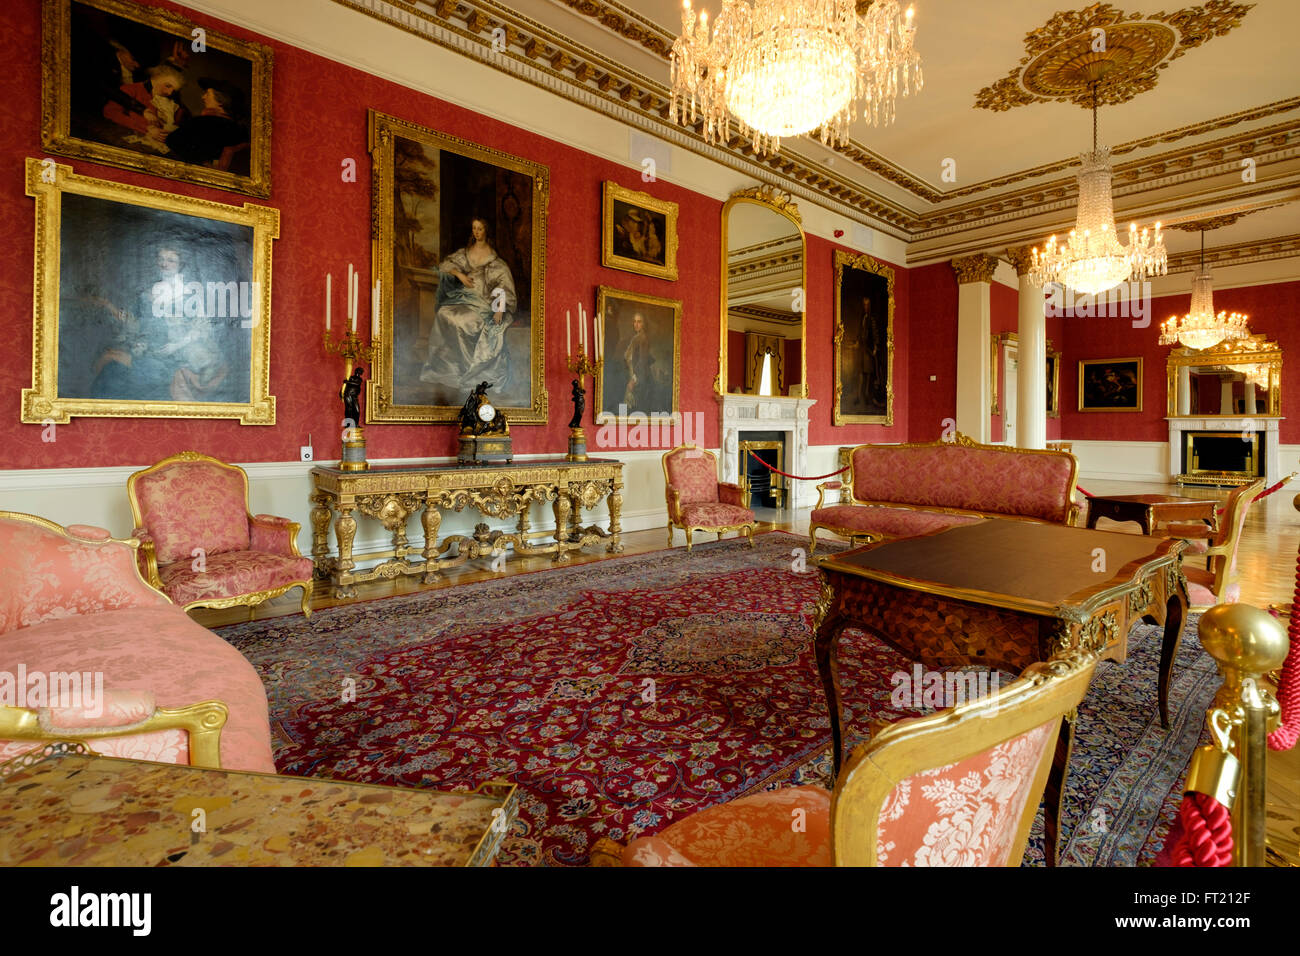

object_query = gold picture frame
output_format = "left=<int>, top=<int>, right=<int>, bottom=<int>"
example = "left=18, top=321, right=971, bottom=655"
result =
left=367, top=110, right=549, bottom=424
left=42, top=0, right=273, bottom=198
left=1079, top=357, right=1143, bottom=413
left=601, top=182, right=678, bottom=281
left=594, top=286, right=682, bottom=424
left=1047, top=345, right=1062, bottom=419
left=21, top=158, right=278, bottom=425
left=989, top=332, right=1062, bottom=418
left=833, top=249, right=894, bottom=426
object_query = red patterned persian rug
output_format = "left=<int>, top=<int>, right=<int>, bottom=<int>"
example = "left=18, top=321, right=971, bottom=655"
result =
left=219, top=531, right=1213, bottom=866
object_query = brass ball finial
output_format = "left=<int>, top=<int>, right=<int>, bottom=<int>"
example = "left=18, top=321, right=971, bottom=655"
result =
left=1200, top=604, right=1290, bottom=676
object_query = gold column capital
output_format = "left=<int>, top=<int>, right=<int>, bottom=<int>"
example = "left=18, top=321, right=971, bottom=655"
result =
left=1004, top=245, right=1038, bottom=277
left=951, top=253, right=999, bottom=284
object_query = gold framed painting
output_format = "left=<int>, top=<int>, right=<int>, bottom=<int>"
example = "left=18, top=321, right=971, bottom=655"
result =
left=1079, top=357, right=1143, bottom=412
left=1047, top=345, right=1062, bottom=418
left=367, top=110, right=549, bottom=424
left=601, top=182, right=678, bottom=281
left=833, top=249, right=894, bottom=426
left=594, top=286, right=681, bottom=423
left=41, top=0, right=273, bottom=198
left=21, top=158, right=278, bottom=424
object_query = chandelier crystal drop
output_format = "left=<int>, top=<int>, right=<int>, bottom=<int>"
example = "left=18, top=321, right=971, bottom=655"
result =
left=1029, top=94, right=1167, bottom=296
left=1157, top=231, right=1249, bottom=351
left=669, top=0, right=922, bottom=154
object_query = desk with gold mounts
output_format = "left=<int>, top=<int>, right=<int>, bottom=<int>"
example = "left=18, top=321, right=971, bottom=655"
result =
left=310, top=457, right=624, bottom=598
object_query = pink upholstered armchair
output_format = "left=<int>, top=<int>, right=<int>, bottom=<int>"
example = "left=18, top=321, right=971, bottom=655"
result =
left=128, top=451, right=314, bottom=618
left=662, top=444, right=756, bottom=554
left=591, top=653, right=1098, bottom=867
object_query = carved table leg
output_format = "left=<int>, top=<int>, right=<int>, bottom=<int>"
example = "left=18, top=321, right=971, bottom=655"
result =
left=334, top=502, right=358, bottom=599
left=813, top=579, right=847, bottom=776
left=1158, top=588, right=1188, bottom=729
left=421, top=504, right=443, bottom=584
left=518, top=499, right=532, bottom=544
left=309, top=491, right=333, bottom=580
left=607, top=478, right=624, bottom=553
left=1043, top=707, right=1078, bottom=868
left=552, top=495, right=571, bottom=563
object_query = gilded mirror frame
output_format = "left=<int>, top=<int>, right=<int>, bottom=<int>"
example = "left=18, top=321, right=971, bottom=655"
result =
left=989, top=331, right=1060, bottom=418
left=718, top=185, right=807, bottom=397
left=1165, top=336, right=1282, bottom=418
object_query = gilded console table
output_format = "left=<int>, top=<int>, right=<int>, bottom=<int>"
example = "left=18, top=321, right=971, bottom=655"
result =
left=310, top=458, right=624, bottom=598
left=814, top=518, right=1187, bottom=865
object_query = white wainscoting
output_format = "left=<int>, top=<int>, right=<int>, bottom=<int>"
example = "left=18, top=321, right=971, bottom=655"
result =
left=1066, top=440, right=1300, bottom=485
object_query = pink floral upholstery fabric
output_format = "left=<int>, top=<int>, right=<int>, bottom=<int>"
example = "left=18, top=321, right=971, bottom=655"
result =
left=718, top=483, right=745, bottom=507
left=0, top=730, right=188, bottom=767
left=0, top=605, right=275, bottom=773
left=622, top=785, right=832, bottom=866
left=851, top=445, right=1073, bottom=523
left=680, top=503, right=754, bottom=529
left=874, top=721, right=1054, bottom=866
left=40, top=688, right=155, bottom=730
left=159, top=551, right=313, bottom=607
left=0, top=520, right=168, bottom=637
left=249, top=514, right=298, bottom=556
left=666, top=450, right=721, bottom=506
left=811, top=505, right=981, bottom=538
left=133, top=461, right=250, bottom=565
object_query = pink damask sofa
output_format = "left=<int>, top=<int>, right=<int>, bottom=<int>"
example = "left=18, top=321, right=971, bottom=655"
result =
left=809, top=435, right=1080, bottom=553
left=0, top=512, right=275, bottom=773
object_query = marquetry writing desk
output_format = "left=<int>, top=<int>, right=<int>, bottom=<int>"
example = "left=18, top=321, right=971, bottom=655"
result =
left=0, top=746, right=517, bottom=866
left=310, top=458, right=624, bottom=598
left=814, top=518, right=1188, bottom=864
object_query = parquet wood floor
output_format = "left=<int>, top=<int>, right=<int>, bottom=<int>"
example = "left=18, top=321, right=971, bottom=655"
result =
left=191, top=477, right=1300, bottom=866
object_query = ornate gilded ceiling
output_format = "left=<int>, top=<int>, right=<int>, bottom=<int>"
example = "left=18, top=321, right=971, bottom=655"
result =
left=974, top=1, right=1253, bottom=112
left=330, top=0, right=1299, bottom=268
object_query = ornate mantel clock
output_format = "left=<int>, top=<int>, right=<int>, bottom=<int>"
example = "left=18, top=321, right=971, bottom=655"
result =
left=457, top=381, right=512, bottom=464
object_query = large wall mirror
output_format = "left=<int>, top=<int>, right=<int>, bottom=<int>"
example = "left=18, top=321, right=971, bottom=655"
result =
left=1166, top=335, right=1282, bottom=417
left=719, top=186, right=806, bottom=397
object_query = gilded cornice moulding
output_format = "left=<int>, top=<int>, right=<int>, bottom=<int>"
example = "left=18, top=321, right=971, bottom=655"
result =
left=975, top=1, right=1254, bottom=112
left=951, top=254, right=1000, bottom=284
left=1164, top=233, right=1300, bottom=274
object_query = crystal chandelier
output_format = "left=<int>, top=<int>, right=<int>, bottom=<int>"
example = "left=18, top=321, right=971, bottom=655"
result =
left=669, top=0, right=922, bottom=154
left=1029, top=89, right=1167, bottom=295
left=1157, top=230, right=1249, bottom=351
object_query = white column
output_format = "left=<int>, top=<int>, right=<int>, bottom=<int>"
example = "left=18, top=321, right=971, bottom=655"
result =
left=1012, top=258, right=1046, bottom=450
left=952, top=255, right=997, bottom=443
left=1177, top=366, right=1192, bottom=415
left=1220, top=379, right=1236, bottom=415
left=1244, top=378, right=1257, bottom=415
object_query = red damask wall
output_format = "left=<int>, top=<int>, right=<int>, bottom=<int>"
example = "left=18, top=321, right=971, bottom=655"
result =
left=905, top=262, right=958, bottom=442
left=1058, top=280, right=1299, bottom=443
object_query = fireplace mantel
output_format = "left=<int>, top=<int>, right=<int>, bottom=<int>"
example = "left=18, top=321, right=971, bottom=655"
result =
left=718, top=394, right=816, bottom=506
left=1166, top=416, right=1283, bottom=484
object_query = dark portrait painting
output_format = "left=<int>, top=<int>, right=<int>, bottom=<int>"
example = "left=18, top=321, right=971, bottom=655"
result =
left=22, top=158, right=278, bottom=425
left=1079, top=357, right=1143, bottom=412
left=833, top=250, right=894, bottom=425
left=369, top=111, right=548, bottom=423
left=57, top=193, right=254, bottom=404
left=595, top=287, right=681, bottom=421
left=44, top=0, right=272, bottom=196
left=601, top=182, right=678, bottom=281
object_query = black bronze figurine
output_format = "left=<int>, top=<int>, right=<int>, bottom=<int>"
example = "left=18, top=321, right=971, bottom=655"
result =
left=341, top=366, right=364, bottom=426
left=567, top=379, right=585, bottom=429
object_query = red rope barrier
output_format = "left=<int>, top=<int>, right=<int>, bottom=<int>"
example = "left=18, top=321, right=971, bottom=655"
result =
left=1076, top=486, right=1093, bottom=498
left=1164, top=792, right=1234, bottom=867
left=1268, top=540, right=1300, bottom=752
left=743, top=450, right=851, bottom=482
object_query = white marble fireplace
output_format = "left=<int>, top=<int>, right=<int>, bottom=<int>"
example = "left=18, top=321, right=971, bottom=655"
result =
left=719, top=394, right=816, bottom=506
left=1167, top=416, right=1283, bottom=484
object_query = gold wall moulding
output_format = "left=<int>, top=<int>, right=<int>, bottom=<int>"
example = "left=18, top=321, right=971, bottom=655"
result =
left=975, top=1, right=1254, bottom=112
left=1165, top=209, right=1272, bottom=232
left=21, top=159, right=278, bottom=425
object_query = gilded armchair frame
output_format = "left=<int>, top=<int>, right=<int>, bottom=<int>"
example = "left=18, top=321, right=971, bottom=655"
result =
left=127, top=451, right=313, bottom=617
left=0, top=511, right=230, bottom=769
left=1168, top=477, right=1264, bottom=612
left=661, top=444, right=756, bottom=554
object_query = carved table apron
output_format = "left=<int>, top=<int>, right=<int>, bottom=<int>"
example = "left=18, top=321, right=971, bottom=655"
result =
left=813, top=518, right=1188, bottom=865
left=310, top=458, right=625, bottom=598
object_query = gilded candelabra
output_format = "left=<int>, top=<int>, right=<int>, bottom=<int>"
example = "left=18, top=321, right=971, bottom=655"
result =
left=324, top=329, right=377, bottom=471
left=566, top=343, right=601, bottom=462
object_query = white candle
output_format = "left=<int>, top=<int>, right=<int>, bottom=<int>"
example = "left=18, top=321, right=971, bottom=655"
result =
left=346, top=264, right=354, bottom=327
left=325, top=273, right=331, bottom=331
left=579, top=304, right=587, bottom=351
left=351, top=270, right=358, bottom=333
left=567, top=310, right=572, bottom=358
left=372, top=280, right=380, bottom=338
left=596, top=313, right=603, bottom=360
